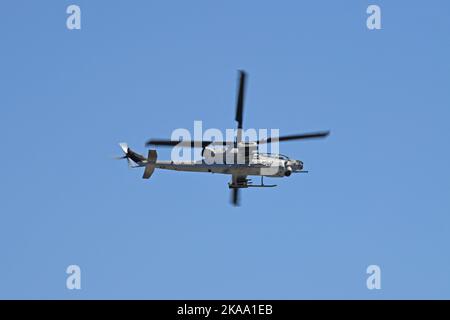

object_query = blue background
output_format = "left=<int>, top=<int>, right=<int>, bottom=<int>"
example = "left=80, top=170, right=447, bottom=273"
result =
left=1, top=0, right=449, bottom=299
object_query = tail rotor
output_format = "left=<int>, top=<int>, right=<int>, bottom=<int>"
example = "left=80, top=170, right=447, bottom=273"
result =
left=115, top=142, right=134, bottom=167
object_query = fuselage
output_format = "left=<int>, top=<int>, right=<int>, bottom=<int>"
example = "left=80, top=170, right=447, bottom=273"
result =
left=137, top=151, right=303, bottom=177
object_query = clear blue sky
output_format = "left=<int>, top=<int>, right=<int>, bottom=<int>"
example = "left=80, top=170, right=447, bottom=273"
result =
left=1, top=0, right=450, bottom=299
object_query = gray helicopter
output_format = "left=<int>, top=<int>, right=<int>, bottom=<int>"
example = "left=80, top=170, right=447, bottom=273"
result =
left=117, top=71, right=329, bottom=206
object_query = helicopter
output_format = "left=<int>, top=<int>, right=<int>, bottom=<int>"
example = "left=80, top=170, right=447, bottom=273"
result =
left=117, top=71, right=329, bottom=206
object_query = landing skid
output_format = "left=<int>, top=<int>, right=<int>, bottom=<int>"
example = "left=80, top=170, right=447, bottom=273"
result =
left=247, top=184, right=277, bottom=188
left=252, top=176, right=277, bottom=187
left=229, top=176, right=277, bottom=189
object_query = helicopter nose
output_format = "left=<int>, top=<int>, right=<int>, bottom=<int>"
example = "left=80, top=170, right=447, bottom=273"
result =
left=285, top=160, right=303, bottom=172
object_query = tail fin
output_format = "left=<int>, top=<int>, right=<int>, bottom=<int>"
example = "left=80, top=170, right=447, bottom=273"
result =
left=142, top=150, right=157, bottom=179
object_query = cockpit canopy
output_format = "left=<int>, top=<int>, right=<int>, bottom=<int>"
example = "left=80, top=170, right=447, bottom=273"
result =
left=258, top=153, right=290, bottom=160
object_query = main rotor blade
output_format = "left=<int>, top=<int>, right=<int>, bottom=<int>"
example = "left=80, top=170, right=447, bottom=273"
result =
left=231, top=188, right=240, bottom=206
left=145, top=139, right=214, bottom=148
left=235, top=70, right=246, bottom=129
left=258, top=131, right=330, bottom=144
